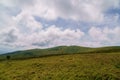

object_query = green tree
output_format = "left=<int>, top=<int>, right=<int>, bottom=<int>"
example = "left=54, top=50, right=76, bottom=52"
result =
left=6, top=55, right=10, bottom=60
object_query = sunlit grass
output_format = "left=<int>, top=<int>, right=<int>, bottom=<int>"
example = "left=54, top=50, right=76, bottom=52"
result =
left=0, top=52, right=120, bottom=80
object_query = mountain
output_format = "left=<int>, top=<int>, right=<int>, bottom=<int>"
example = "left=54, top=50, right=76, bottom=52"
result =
left=0, top=46, right=120, bottom=60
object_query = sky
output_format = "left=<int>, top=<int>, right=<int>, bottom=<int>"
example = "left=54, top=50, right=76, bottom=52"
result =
left=0, top=0, right=120, bottom=53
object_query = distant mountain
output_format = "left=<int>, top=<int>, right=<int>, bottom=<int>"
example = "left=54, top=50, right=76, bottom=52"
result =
left=0, top=46, right=120, bottom=60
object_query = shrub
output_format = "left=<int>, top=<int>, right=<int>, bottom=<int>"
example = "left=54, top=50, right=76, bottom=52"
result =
left=6, top=55, right=10, bottom=60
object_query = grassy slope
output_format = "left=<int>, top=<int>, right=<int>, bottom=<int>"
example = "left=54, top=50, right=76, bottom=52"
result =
left=0, top=46, right=120, bottom=60
left=0, top=52, right=120, bottom=80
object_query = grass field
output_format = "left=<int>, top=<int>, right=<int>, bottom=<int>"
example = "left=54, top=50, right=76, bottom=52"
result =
left=0, top=52, right=120, bottom=80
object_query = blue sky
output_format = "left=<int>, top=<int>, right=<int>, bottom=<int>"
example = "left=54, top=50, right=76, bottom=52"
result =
left=0, top=0, right=120, bottom=53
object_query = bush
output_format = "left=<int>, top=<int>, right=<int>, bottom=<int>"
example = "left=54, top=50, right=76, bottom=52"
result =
left=6, top=55, right=10, bottom=60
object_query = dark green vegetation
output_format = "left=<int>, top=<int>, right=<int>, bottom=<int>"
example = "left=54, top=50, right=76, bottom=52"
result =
left=0, top=46, right=120, bottom=60
left=0, top=46, right=120, bottom=80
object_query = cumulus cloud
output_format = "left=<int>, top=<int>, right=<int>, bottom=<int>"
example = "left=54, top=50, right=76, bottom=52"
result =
left=23, top=0, right=120, bottom=22
left=17, top=0, right=104, bottom=22
left=88, top=27, right=109, bottom=41
left=88, top=27, right=120, bottom=46
left=2, top=30, right=17, bottom=43
left=1, top=0, right=120, bottom=22
left=0, top=0, right=120, bottom=52
left=16, top=25, right=84, bottom=48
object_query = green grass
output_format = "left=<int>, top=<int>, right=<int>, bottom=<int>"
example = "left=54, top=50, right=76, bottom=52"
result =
left=0, top=46, right=120, bottom=60
left=0, top=52, right=120, bottom=80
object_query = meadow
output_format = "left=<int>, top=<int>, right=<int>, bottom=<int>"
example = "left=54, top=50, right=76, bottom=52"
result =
left=0, top=52, right=120, bottom=80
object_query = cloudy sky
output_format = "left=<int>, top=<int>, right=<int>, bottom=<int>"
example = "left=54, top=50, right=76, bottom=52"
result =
left=0, top=0, right=120, bottom=53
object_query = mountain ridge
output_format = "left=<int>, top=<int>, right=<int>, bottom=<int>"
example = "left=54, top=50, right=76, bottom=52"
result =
left=0, top=46, right=120, bottom=60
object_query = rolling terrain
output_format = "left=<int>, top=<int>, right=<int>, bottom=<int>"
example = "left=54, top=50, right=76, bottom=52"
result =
left=0, top=46, right=120, bottom=60
left=0, top=52, right=120, bottom=80
left=0, top=46, right=120, bottom=80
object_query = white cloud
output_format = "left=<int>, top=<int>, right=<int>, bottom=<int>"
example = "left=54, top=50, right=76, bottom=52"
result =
left=1, top=0, right=120, bottom=23
left=19, top=0, right=104, bottom=22
left=0, top=0, right=120, bottom=52
left=13, top=13, right=43, bottom=33
left=0, top=18, right=84, bottom=48
left=88, top=26, right=120, bottom=46
left=88, top=27, right=109, bottom=41
left=25, top=0, right=120, bottom=22
left=15, top=25, right=84, bottom=48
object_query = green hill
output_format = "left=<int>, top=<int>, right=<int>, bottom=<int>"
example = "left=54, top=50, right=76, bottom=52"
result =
left=0, top=53, right=120, bottom=80
left=0, top=46, right=120, bottom=60
left=0, top=46, right=120, bottom=80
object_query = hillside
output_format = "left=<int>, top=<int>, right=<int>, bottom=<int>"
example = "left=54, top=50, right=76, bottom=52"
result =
left=0, top=46, right=120, bottom=80
left=0, top=46, right=120, bottom=60
left=0, top=53, right=120, bottom=80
